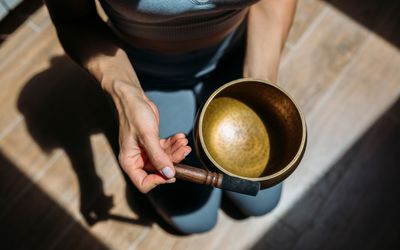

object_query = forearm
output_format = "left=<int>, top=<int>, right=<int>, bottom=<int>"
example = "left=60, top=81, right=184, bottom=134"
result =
left=244, top=0, right=297, bottom=82
left=45, top=1, right=143, bottom=98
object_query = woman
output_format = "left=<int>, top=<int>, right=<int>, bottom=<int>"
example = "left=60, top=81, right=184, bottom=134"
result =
left=44, top=0, right=297, bottom=233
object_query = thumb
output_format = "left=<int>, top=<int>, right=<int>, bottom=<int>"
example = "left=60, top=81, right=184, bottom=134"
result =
left=141, top=133, right=175, bottom=179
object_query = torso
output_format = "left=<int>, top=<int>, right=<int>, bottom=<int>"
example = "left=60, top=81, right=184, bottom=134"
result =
left=99, top=0, right=260, bottom=53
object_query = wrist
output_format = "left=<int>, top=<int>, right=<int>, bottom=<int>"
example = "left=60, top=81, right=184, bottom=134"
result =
left=244, top=29, right=282, bottom=83
left=107, top=80, right=146, bottom=124
left=101, top=74, right=142, bottom=96
left=84, top=48, right=141, bottom=94
left=243, top=60, right=279, bottom=83
left=108, top=80, right=145, bottom=105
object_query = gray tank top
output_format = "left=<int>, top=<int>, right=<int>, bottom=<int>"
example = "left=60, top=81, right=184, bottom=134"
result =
left=99, top=0, right=260, bottom=42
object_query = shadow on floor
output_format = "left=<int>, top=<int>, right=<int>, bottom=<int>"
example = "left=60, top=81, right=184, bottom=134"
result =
left=0, top=0, right=43, bottom=44
left=0, top=150, right=109, bottom=249
left=325, top=0, right=400, bottom=48
left=251, top=99, right=400, bottom=249
left=16, top=55, right=161, bottom=228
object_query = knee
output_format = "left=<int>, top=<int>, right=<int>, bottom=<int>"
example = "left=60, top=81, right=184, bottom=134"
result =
left=171, top=210, right=219, bottom=234
left=225, top=183, right=283, bottom=217
left=153, top=186, right=222, bottom=234
left=251, top=184, right=282, bottom=216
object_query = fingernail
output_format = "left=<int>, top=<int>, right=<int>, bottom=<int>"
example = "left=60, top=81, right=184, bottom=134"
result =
left=183, top=151, right=190, bottom=157
left=161, top=166, right=174, bottom=179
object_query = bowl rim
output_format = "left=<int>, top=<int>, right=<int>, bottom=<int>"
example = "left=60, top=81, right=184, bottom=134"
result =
left=198, top=78, right=307, bottom=181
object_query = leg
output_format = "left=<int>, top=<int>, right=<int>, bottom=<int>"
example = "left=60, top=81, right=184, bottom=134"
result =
left=224, top=184, right=282, bottom=216
left=204, top=31, right=283, bottom=217
left=144, top=87, right=221, bottom=234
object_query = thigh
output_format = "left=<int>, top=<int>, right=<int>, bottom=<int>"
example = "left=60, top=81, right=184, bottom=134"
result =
left=127, top=31, right=247, bottom=233
left=140, top=79, right=222, bottom=234
left=225, top=183, right=283, bottom=216
left=145, top=88, right=197, bottom=139
left=195, top=33, right=247, bottom=106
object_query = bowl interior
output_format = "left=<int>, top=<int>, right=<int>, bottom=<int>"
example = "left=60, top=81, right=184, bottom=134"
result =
left=200, top=80, right=305, bottom=179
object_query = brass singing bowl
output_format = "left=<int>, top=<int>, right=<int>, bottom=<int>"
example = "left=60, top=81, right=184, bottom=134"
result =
left=194, top=78, right=307, bottom=189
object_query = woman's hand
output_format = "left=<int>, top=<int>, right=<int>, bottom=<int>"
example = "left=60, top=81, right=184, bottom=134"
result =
left=112, top=81, right=191, bottom=193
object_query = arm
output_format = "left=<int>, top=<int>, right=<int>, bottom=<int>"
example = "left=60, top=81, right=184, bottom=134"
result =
left=44, top=0, right=137, bottom=94
left=244, top=0, right=297, bottom=83
left=44, top=0, right=190, bottom=193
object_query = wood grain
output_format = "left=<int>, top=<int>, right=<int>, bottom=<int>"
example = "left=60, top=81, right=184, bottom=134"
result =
left=1, top=0, right=400, bottom=249
left=286, top=0, right=326, bottom=47
left=279, top=6, right=369, bottom=113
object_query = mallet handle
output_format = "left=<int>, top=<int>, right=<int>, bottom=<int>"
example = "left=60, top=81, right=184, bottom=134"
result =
left=174, top=163, right=260, bottom=196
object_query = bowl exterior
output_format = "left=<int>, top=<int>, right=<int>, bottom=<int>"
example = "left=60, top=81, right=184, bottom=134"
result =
left=193, top=78, right=307, bottom=190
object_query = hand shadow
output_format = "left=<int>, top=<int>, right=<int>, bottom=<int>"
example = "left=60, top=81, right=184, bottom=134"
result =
left=17, top=55, right=151, bottom=227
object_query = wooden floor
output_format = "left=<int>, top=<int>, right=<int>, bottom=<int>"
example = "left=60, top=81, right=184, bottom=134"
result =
left=1, top=0, right=400, bottom=249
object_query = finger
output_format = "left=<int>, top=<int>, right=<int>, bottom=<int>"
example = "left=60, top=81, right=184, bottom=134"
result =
left=171, top=138, right=189, bottom=153
left=140, top=133, right=175, bottom=179
left=125, top=167, right=168, bottom=193
left=162, top=133, right=186, bottom=149
left=172, top=146, right=192, bottom=163
left=166, top=177, right=176, bottom=184
left=173, top=133, right=186, bottom=140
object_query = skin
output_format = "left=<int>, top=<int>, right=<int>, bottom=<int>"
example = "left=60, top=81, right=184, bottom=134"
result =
left=244, top=0, right=297, bottom=82
left=44, top=0, right=297, bottom=193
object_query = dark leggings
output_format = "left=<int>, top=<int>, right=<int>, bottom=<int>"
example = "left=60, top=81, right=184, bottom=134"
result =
left=125, top=29, right=282, bottom=234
